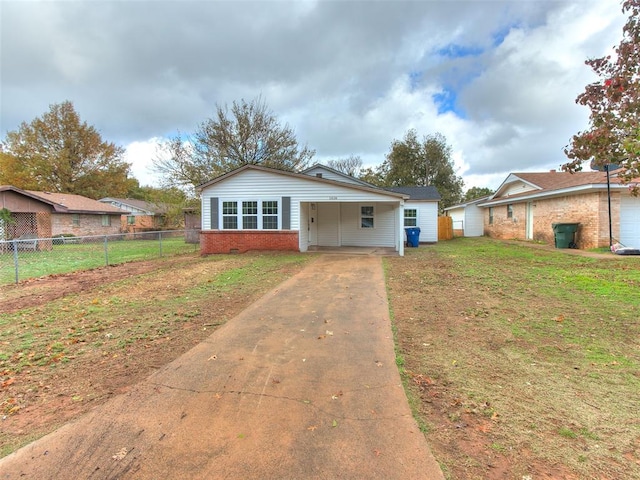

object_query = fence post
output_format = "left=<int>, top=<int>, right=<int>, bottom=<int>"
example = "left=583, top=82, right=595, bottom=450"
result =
left=104, top=236, right=109, bottom=265
left=159, top=231, right=163, bottom=257
left=12, top=240, right=19, bottom=284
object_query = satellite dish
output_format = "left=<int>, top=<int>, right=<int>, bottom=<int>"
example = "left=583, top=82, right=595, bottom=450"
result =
left=590, top=160, right=620, bottom=171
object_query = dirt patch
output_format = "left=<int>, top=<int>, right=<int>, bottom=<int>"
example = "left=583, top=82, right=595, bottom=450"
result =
left=0, top=252, right=310, bottom=455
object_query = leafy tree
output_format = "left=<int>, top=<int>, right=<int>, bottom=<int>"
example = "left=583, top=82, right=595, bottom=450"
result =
left=326, top=155, right=363, bottom=176
left=564, top=0, right=640, bottom=191
left=358, top=166, right=385, bottom=186
left=378, top=129, right=464, bottom=209
left=153, top=97, right=315, bottom=194
left=464, top=186, right=494, bottom=201
left=0, top=101, right=132, bottom=199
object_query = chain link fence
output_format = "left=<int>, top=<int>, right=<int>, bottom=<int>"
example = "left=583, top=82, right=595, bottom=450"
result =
left=0, top=230, right=200, bottom=285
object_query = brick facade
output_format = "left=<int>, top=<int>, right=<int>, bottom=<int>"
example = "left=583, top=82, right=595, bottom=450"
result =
left=484, top=191, right=617, bottom=249
left=200, top=230, right=299, bottom=254
left=51, top=213, right=122, bottom=237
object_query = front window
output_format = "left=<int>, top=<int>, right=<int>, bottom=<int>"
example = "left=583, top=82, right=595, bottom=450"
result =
left=72, top=214, right=80, bottom=226
left=360, top=205, right=374, bottom=228
left=404, top=208, right=417, bottom=227
left=222, top=201, right=238, bottom=229
left=507, top=204, right=513, bottom=219
left=242, top=201, right=258, bottom=229
left=101, top=215, right=111, bottom=227
left=127, top=215, right=135, bottom=225
left=489, top=207, right=494, bottom=225
left=262, top=201, right=278, bottom=230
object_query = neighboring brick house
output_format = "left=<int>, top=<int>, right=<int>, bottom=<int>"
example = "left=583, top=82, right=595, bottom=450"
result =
left=99, top=198, right=173, bottom=233
left=477, top=170, right=640, bottom=249
left=0, top=186, right=128, bottom=242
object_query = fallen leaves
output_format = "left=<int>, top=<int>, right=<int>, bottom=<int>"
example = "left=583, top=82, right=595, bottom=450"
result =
left=112, top=447, right=128, bottom=461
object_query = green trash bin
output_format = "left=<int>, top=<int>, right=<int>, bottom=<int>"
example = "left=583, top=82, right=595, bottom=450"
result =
left=552, top=223, right=580, bottom=248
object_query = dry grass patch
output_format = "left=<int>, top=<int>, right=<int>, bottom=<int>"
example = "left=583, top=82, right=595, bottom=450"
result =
left=0, top=252, right=311, bottom=456
left=386, top=237, right=640, bottom=480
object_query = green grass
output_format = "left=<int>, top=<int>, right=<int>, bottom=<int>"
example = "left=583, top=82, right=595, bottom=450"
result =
left=0, top=236, right=198, bottom=285
left=385, top=237, right=640, bottom=479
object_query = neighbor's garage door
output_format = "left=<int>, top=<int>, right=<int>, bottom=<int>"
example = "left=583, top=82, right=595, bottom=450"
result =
left=620, top=194, right=640, bottom=247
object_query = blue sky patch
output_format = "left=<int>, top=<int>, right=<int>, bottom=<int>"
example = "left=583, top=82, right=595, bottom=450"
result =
left=433, top=88, right=466, bottom=118
left=437, top=44, right=484, bottom=59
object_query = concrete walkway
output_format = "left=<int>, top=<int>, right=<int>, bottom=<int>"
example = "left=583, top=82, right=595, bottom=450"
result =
left=0, top=255, right=444, bottom=479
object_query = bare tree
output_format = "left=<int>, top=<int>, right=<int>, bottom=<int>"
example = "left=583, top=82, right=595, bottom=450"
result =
left=326, top=155, right=363, bottom=177
left=153, top=97, right=315, bottom=194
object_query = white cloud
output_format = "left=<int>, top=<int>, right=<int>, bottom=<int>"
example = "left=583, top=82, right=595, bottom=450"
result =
left=0, top=0, right=628, bottom=192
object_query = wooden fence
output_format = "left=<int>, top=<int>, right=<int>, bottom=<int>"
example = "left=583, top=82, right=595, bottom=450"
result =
left=438, top=216, right=453, bottom=241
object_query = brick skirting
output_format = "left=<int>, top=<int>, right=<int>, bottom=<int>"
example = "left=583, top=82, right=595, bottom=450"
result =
left=200, top=230, right=299, bottom=254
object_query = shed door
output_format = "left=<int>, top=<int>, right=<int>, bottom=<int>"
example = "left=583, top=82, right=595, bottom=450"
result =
left=620, top=195, right=640, bottom=247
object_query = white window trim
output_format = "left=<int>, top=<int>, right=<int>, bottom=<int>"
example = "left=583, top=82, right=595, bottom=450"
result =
left=404, top=207, right=418, bottom=227
left=219, top=199, right=280, bottom=230
left=359, top=204, right=375, bottom=229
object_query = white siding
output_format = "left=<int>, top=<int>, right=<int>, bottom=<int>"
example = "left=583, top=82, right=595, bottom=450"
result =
left=317, top=203, right=340, bottom=246
left=464, top=204, right=485, bottom=237
left=407, top=201, right=438, bottom=242
left=304, top=166, right=364, bottom=185
left=340, top=203, right=396, bottom=247
left=502, top=181, right=537, bottom=197
left=620, top=194, right=640, bottom=247
left=447, top=207, right=465, bottom=232
left=201, top=169, right=403, bottom=231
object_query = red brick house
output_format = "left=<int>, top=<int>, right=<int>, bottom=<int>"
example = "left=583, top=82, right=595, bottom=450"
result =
left=478, top=170, right=640, bottom=249
left=0, top=186, right=128, bottom=243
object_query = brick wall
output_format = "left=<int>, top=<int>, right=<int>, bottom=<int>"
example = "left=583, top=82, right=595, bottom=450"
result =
left=51, top=213, right=122, bottom=237
left=484, top=191, right=617, bottom=249
left=200, top=230, right=300, bottom=254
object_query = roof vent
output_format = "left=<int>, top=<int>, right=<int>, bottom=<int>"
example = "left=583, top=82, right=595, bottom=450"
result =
left=316, top=173, right=322, bottom=178
left=550, top=169, right=556, bottom=173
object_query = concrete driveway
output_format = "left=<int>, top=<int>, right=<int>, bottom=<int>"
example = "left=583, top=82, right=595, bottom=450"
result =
left=0, top=255, right=444, bottom=479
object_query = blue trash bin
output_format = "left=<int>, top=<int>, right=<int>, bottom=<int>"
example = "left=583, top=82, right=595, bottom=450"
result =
left=405, top=227, right=421, bottom=247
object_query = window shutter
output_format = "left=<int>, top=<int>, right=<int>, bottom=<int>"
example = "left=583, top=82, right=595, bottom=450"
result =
left=210, top=197, right=219, bottom=229
left=282, top=197, right=291, bottom=230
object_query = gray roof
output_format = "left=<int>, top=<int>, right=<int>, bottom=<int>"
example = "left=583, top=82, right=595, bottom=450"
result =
left=385, top=186, right=441, bottom=201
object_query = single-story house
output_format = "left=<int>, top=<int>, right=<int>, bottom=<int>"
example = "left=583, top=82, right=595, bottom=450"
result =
left=443, top=195, right=491, bottom=237
left=197, top=164, right=441, bottom=256
left=477, top=169, right=640, bottom=249
left=99, top=197, right=174, bottom=233
left=0, top=186, right=128, bottom=245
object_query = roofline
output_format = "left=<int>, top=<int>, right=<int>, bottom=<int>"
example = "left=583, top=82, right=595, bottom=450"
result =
left=301, top=163, right=376, bottom=188
left=443, top=195, right=492, bottom=211
left=99, top=197, right=157, bottom=214
left=477, top=183, right=621, bottom=207
left=196, top=164, right=409, bottom=200
left=0, top=185, right=69, bottom=212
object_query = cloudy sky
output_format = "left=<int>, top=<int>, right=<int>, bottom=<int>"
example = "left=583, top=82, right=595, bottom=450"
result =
left=0, top=0, right=626, bottom=191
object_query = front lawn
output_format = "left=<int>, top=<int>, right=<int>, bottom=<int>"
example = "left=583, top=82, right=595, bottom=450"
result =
left=386, top=237, right=640, bottom=479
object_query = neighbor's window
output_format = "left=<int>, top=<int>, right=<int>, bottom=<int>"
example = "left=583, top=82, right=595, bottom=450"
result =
left=262, top=201, right=278, bottom=230
left=360, top=205, right=375, bottom=228
left=102, top=215, right=111, bottom=227
left=222, top=201, right=238, bottom=229
left=242, top=201, right=258, bottom=229
left=489, top=207, right=494, bottom=225
left=72, top=214, right=80, bottom=226
left=404, top=208, right=417, bottom=227
left=127, top=215, right=136, bottom=225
